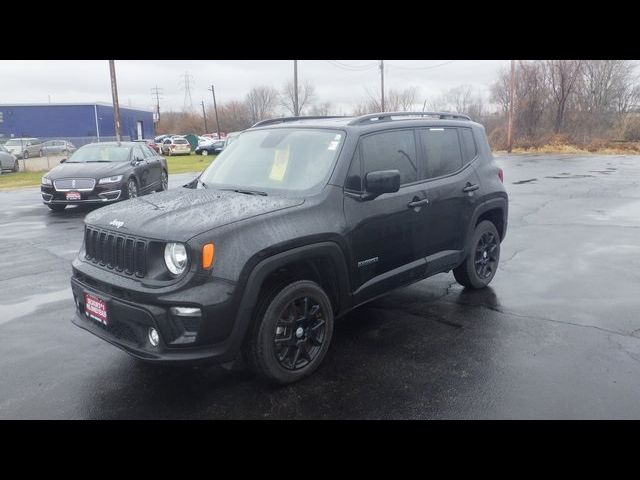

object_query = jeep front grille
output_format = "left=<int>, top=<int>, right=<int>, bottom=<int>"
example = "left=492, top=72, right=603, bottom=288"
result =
left=84, top=227, right=147, bottom=277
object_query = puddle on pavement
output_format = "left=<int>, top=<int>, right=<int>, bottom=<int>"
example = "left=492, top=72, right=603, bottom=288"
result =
left=546, top=174, right=595, bottom=179
left=513, top=178, right=538, bottom=185
left=0, top=288, right=71, bottom=326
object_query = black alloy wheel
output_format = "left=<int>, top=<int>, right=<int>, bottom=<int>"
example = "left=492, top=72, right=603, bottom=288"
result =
left=274, top=296, right=327, bottom=371
left=474, top=231, right=499, bottom=279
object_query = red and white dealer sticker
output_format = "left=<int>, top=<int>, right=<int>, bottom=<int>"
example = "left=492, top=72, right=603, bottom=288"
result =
left=66, top=192, right=81, bottom=200
left=84, top=293, right=108, bottom=325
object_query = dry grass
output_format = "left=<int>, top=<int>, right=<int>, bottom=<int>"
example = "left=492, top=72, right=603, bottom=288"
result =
left=495, top=142, right=640, bottom=155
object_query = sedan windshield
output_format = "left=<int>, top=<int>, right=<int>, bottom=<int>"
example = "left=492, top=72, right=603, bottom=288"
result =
left=198, top=128, right=344, bottom=195
left=5, top=140, right=25, bottom=146
left=66, top=145, right=131, bottom=163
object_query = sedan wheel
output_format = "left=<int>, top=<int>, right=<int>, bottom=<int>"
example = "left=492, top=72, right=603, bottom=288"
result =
left=200, top=150, right=209, bottom=156
left=13, top=161, right=19, bottom=172
left=127, top=179, right=138, bottom=198
left=23, top=150, right=29, bottom=159
left=159, top=171, right=168, bottom=191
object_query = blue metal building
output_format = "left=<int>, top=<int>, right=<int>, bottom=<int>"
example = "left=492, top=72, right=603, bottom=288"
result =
left=0, top=103, right=155, bottom=142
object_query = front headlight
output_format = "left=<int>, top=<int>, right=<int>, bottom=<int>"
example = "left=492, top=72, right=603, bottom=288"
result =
left=164, top=242, right=188, bottom=275
left=98, top=175, right=123, bottom=184
left=41, top=177, right=52, bottom=186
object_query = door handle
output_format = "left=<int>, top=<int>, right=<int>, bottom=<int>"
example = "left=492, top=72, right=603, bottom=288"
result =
left=408, top=198, right=429, bottom=208
left=462, top=183, right=479, bottom=192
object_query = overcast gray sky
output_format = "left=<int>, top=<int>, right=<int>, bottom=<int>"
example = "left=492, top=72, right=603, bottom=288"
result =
left=0, top=60, right=509, bottom=113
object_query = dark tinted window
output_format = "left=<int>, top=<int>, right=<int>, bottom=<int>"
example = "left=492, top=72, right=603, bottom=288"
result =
left=345, top=146, right=362, bottom=192
left=460, top=128, right=477, bottom=164
left=361, top=130, right=417, bottom=185
left=141, top=145, right=154, bottom=158
left=419, top=128, right=463, bottom=179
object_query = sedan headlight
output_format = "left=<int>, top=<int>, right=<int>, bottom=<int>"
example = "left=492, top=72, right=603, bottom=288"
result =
left=164, top=242, right=188, bottom=275
left=41, top=177, right=52, bottom=186
left=98, top=175, right=123, bottom=184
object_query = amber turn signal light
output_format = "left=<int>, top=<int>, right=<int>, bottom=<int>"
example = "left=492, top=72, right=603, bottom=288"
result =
left=202, top=243, right=215, bottom=269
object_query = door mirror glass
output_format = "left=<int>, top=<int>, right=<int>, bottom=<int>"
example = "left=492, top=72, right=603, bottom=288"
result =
left=364, top=170, right=401, bottom=197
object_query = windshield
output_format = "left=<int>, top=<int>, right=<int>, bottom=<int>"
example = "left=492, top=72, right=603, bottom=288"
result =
left=5, top=140, right=25, bottom=147
left=198, top=128, right=344, bottom=195
left=66, top=145, right=131, bottom=163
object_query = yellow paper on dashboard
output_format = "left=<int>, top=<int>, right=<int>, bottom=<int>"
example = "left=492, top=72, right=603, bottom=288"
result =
left=270, top=145, right=289, bottom=181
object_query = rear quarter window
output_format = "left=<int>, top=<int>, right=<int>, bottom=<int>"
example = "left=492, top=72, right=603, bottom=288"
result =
left=418, top=128, right=463, bottom=179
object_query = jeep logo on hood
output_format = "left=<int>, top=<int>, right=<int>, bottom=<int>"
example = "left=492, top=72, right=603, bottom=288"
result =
left=109, top=219, right=125, bottom=229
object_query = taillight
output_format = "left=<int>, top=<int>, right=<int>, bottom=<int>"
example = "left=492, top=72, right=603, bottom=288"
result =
left=498, top=168, right=504, bottom=183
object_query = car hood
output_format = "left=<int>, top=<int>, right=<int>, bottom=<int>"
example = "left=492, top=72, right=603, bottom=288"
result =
left=84, top=187, right=304, bottom=242
left=45, top=161, right=131, bottom=179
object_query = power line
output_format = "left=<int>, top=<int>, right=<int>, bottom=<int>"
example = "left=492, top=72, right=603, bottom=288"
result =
left=387, top=60, right=456, bottom=70
left=325, top=60, right=378, bottom=71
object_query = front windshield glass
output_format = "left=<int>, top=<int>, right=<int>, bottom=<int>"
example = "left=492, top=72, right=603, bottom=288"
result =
left=199, top=128, right=344, bottom=194
left=5, top=140, right=24, bottom=146
left=67, top=145, right=131, bottom=163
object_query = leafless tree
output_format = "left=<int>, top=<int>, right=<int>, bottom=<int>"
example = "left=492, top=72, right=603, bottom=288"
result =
left=245, top=86, right=279, bottom=124
left=280, top=80, right=316, bottom=116
left=309, top=101, right=333, bottom=116
left=545, top=60, right=583, bottom=133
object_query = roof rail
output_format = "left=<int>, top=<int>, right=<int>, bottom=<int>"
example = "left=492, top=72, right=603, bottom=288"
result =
left=347, top=111, right=471, bottom=125
left=251, top=116, right=349, bottom=128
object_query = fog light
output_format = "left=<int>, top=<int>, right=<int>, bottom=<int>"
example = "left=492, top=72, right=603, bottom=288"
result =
left=148, top=327, right=160, bottom=347
left=170, top=307, right=201, bottom=317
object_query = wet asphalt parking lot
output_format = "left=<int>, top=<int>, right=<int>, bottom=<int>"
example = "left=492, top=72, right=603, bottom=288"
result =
left=1, top=154, right=640, bottom=419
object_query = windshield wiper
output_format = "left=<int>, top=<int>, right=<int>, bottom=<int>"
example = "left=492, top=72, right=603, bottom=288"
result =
left=219, top=188, right=268, bottom=196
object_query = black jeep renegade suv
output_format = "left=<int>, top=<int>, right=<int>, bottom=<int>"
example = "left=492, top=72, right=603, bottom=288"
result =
left=70, top=112, right=508, bottom=384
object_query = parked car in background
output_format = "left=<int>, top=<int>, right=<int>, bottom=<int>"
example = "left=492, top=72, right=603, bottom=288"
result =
left=4, top=138, right=44, bottom=159
left=154, top=134, right=171, bottom=144
left=195, top=139, right=225, bottom=155
left=0, top=144, right=18, bottom=172
left=134, top=139, right=160, bottom=153
left=42, top=140, right=77, bottom=156
left=40, top=141, right=168, bottom=211
left=160, top=136, right=191, bottom=156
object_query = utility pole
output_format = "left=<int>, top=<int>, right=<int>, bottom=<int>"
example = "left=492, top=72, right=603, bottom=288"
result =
left=208, top=85, right=220, bottom=138
left=379, top=60, right=385, bottom=112
left=109, top=60, right=122, bottom=142
left=201, top=101, right=208, bottom=133
left=151, top=85, right=163, bottom=122
left=507, top=60, right=515, bottom=153
left=293, top=60, right=299, bottom=116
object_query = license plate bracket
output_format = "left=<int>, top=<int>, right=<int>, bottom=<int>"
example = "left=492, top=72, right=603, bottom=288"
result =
left=66, top=191, right=81, bottom=201
left=84, top=292, right=108, bottom=325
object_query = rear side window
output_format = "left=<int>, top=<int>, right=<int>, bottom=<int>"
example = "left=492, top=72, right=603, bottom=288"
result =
left=460, top=128, right=477, bottom=163
left=418, top=128, right=463, bottom=179
left=361, top=130, right=417, bottom=185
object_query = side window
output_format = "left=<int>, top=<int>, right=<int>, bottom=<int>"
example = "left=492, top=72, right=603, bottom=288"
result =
left=361, top=130, right=417, bottom=185
left=460, top=128, right=477, bottom=164
left=418, top=128, right=463, bottom=179
left=134, top=145, right=145, bottom=159
left=344, top=146, right=362, bottom=192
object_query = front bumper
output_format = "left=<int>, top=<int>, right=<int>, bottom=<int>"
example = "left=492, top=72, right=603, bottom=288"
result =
left=70, top=268, right=242, bottom=365
left=41, top=184, right=123, bottom=205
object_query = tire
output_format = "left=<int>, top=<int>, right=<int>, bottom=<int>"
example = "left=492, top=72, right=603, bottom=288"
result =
left=126, top=178, right=138, bottom=199
left=13, top=160, right=19, bottom=172
left=39, top=150, right=44, bottom=157
left=23, top=150, right=29, bottom=159
left=244, top=280, right=334, bottom=384
left=157, top=170, right=168, bottom=191
left=47, top=204, right=66, bottom=212
left=200, top=150, right=209, bottom=156
left=453, top=220, right=501, bottom=289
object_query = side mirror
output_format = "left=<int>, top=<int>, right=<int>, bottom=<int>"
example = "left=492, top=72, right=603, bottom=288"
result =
left=363, top=170, right=401, bottom=199
left=60, top=158, right=67, bottom=163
